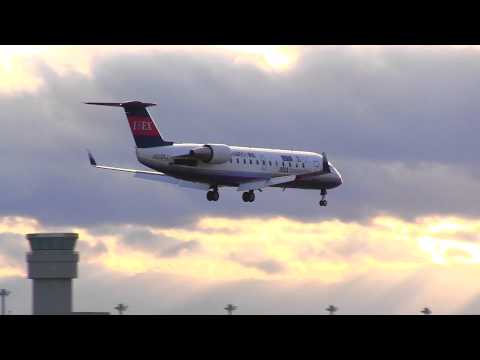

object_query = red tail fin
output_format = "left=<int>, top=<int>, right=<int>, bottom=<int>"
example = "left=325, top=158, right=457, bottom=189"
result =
left=85, top=101, right=173, bottom=148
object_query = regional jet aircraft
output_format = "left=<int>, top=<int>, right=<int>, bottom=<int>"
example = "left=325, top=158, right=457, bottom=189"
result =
left=85, top=101, right=342, bottom=206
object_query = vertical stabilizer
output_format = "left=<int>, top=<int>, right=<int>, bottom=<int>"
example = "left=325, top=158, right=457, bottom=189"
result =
left=85, top=101, right=173, bottom=148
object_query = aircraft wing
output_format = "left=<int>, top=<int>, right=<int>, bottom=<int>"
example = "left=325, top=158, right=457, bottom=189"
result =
left=237, top=174, right=296, bottom=191
left=87, top=151, right=210, bottom=190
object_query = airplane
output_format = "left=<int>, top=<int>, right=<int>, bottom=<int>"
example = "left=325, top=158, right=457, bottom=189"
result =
left=85, top=101, right=343, bottom=206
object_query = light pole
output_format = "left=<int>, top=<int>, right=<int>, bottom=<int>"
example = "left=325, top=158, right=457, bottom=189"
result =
left=224, top=304, right=237, bottom=315
left=326, top=305, right=338, bottom=315
left=0, top=289, right=11, bottom=315
left=115, top=303, right=128, bottom=315
left=421, top=307, right=432, bottom=315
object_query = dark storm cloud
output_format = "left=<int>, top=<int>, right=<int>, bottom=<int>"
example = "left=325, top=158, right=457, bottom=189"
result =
left=120, top=228, right=200, bottom=257
left=0, top=46, right=480, bottom=228
left=332, top=157, right=480, bottom=221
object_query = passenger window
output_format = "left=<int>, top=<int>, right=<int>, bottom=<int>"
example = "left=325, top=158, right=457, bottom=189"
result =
left=269, top=161, right=272, bottom=166
left=302, top=163, right=305, bottom=168
left=262, top=160, right=266, bottom=165
left=249, top=159, right=252, bottom=165
left=230, top=159, right=232, bottom=163
left=289, top=162, right=292, bottom=167
left=236, top=158, right=240, bottom=164
left=256, top=160, right=259, bottom=165
left=243, top=159, right=246, bottom=164
left=295, top=163, right=298, bottom=168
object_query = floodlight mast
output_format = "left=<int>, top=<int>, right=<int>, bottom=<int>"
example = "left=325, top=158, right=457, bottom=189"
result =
left=421, top=307, right=432, bottom=315
left=0, top=289, right=10, bottom=315
left=224, top=304, right=237, bottom=315
left=115, top=303, right=128, bottom=315
left=326, top=305, right=338, bottom=315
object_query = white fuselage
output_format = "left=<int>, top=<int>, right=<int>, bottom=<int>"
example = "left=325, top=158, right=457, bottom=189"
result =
left=136, top=144, right=343, bottom=190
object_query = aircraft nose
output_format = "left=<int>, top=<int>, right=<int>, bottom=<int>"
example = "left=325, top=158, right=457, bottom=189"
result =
left=334, top=169, right=343, bottom=187
left=336, top=174, right=343, bottom=187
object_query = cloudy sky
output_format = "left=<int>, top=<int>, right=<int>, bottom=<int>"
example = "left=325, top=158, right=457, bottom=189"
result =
left=1, top=45, right=480, bottom=314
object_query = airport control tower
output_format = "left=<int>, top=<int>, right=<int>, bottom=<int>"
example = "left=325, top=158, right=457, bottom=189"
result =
left=26, top=233, right=79, bottom=315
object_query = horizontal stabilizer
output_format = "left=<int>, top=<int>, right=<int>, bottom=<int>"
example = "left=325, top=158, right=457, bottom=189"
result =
left=237, top=175, right=296, bottom=191
left=84, top=101, right=157, bottom=108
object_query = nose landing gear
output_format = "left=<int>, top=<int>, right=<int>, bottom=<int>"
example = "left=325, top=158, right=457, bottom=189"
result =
left=207, top=186, right=220, bottom=202
left=319, top=188, right=328, bottom=207
left=242, top=190, right=255, bottom=202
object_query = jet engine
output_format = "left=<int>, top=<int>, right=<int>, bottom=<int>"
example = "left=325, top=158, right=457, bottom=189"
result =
left=189, top=144, right=232, bottom=164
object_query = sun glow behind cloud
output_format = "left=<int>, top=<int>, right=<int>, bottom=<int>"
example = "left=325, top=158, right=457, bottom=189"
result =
left=2, top=45, right=478, bottom=95
left=217, top=45, right=300, bottom=71
left=0, top=46, right=46, bottom=93
left=0, top=45, right=303, bottom=94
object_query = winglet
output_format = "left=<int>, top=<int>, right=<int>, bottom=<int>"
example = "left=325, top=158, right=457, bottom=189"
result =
left=87, top=150, right=97, bottom=166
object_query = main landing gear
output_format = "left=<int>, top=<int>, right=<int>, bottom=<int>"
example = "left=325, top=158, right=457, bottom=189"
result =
left=206, top=186, right=219, bottom=202
left=319, top=188, right=328, bottom=207
left=242, top=190, right=255, bottom=203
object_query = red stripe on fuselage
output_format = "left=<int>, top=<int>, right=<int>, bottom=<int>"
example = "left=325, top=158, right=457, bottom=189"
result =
left=127, top=116, right=160, bottom=137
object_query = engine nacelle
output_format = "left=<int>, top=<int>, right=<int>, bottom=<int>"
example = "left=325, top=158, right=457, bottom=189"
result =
left=190, top=144, right=232, bottom=164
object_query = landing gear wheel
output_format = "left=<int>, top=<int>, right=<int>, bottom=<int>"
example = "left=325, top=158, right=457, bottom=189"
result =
left=319, top=189, right=328, bottom=207
left=242, top=191, right=255, bottom=202
left=207, top=190, right=219, bottom=202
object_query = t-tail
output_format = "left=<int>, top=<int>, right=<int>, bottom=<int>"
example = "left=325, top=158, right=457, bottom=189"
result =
left=85, top=101, right=173, bottom=148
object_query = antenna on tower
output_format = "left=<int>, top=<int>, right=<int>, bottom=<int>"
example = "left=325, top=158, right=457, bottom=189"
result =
left=421, top=307, right=432, bottom=315
left=326, top=305, right=338, bottom=315
left=0, top=289, right=11, bottom=316
left=224, top=304, right=237, bottom=315
left=115, top=303, right=128, bottom=315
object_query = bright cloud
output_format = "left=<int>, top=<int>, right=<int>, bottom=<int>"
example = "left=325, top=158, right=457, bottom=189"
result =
left=3, top=214, right=480, bottom=314
left=3, top=214, right=480, bottom=282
